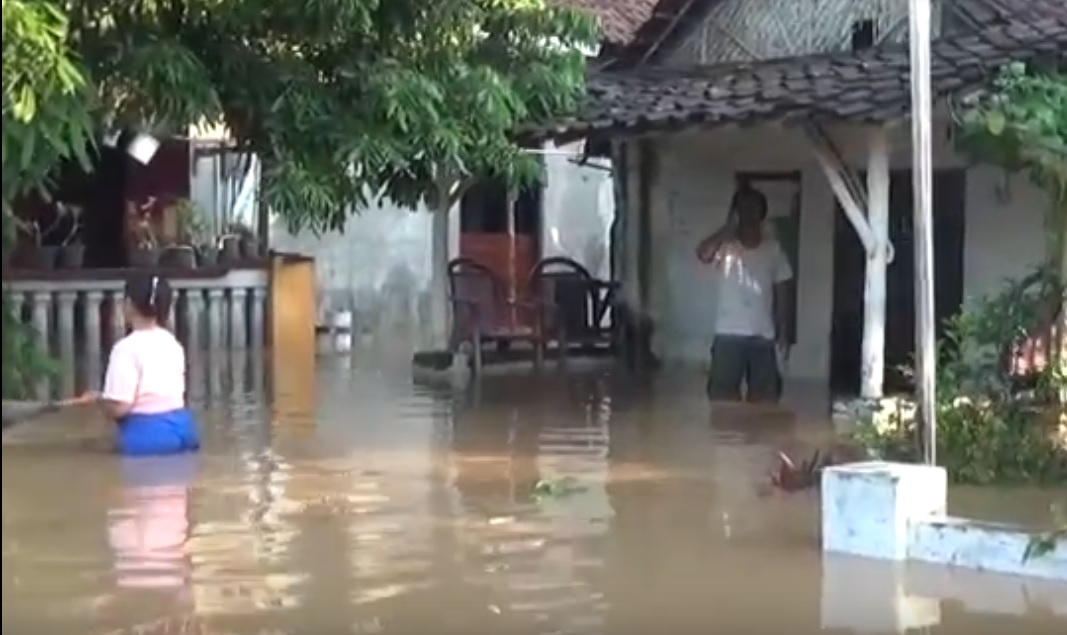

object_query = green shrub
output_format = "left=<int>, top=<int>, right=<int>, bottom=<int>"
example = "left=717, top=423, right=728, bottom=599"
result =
left=854, top=266, right=1066, bottom=485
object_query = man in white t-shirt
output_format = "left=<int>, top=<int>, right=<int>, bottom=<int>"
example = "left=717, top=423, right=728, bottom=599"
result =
left=696, top=186, right=793, bottom=403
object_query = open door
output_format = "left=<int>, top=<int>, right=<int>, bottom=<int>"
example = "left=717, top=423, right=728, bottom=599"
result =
left=269, top=252, right=317, bottom=424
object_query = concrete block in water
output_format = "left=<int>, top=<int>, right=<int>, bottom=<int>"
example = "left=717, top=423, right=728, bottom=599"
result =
left=822, top=461, right=1067, bottom=582
left=822, top=461, right=947, bottom=560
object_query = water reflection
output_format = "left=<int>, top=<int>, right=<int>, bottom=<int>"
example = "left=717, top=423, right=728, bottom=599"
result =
left=2, top=356, right=1065, bottom=634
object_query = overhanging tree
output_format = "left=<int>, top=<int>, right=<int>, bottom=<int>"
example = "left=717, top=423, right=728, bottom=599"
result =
left=3, top=0, right=96, bottom=396
left=958, top=63, right=1066, bottom=395
left=3, top=0, right=597, bottom=384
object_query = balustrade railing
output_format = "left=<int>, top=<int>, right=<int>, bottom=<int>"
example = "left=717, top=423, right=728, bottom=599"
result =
left=4, top=267, right=268, bottom=399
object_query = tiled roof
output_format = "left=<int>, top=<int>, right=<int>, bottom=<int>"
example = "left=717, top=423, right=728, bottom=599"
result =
left=953, top=0, right=1067, bottom=25
left=551, top=0, right=661, bottom=45
left=527, top=16, right=1067, bottom=139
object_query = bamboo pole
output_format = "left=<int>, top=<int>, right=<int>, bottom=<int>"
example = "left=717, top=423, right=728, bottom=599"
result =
left=909, top=0, right=937, bottom=465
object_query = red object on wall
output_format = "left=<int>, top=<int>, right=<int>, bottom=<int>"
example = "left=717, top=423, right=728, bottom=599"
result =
left=459, top=233, right=536, bottom=330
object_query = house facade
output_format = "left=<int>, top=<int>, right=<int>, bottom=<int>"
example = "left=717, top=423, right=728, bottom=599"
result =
left=533, top=0, right=1065, bottom=396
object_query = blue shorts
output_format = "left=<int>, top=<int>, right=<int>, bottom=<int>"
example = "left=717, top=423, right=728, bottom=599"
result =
left=116, top=408, right=200, bottom=457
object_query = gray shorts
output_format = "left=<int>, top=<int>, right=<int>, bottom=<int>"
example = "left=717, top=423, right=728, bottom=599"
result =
left=707, top=334, right=781, bottom=403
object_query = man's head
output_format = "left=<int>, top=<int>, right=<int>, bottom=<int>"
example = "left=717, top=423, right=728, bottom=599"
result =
left=731, top=185, right=768, bottom=229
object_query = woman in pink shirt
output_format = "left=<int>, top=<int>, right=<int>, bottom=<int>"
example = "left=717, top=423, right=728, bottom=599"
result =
left=86, top=273, right=199, bottom=456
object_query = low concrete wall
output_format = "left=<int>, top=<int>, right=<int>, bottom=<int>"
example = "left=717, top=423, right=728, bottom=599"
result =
left=821, top=554, right=1067, bottom=633
left=822, top=461, right=1066, bottom=581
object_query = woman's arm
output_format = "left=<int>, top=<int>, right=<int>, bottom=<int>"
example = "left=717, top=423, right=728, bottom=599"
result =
left=100, top=343, right=139, bottom=422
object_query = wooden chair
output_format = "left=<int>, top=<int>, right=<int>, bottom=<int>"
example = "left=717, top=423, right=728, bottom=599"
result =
left=527, top=257, right=617, bottom=360
left=447, top=258, right=552, bottom=375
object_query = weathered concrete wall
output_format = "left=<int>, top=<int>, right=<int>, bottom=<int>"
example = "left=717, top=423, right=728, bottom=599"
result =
left=623, top=120, right=1048, bottom=379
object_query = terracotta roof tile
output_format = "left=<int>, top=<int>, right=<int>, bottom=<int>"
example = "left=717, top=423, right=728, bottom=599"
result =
left=551, top=0, right=661, bottom=45
left=527, top=16, right=1067, bottom=138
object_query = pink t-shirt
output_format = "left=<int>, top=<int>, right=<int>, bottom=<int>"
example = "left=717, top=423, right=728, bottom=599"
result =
left=103, top=327, right=186, bottom=414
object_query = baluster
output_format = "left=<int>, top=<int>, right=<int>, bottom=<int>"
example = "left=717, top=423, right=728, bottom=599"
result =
left=28, top=291, right=52, bottom=400
left=250, top=286, right=267, bottom=348
left=107, top=290, right=125, bottom=345
left=56, top=290, right=78, bottom=397
left=186, top=289, right=204, bottom=352
left=230, top=288, right=249, bottom=349
left=206, top=288, right=225, bottom=350
left=171, top=288, right=186, bottom=341
left=84, top=290, right=105, bottom=389
left=167, top=289, right=177, bottom=331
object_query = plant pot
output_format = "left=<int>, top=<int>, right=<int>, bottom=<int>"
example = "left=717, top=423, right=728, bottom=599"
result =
left=197, top=245, right=219, bottom=267
left=20, top=245, right=59, bottom=270
left=58, top=244, right=85, bottom=269
left=239, top=236, right=264, bottom=261
left=160, top=245, right=197, bottom=269
left=129, top=247, right=160, bottom=268
left=219, top=236, right=242, bottom=264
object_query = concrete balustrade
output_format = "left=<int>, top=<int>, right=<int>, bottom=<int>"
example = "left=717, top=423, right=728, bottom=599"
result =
left=4, top=268, right=269, bottom=399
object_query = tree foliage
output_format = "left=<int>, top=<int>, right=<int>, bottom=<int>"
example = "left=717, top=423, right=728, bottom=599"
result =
left=958, top=62, right=1067, bottom=267
left=64, top=0, right=596, bottom=231
left=3, top=1, right=94, bottom=397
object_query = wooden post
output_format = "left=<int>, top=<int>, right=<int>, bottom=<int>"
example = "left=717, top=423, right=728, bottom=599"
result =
left=862, top=128, right=891, bottom=399
left=269, top=252, right=317, bottom=423
left=909, top=0, right=937, bottom=465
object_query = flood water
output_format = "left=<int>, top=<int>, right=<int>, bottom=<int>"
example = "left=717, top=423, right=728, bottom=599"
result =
left=3, top=352, right=1065, bottom=634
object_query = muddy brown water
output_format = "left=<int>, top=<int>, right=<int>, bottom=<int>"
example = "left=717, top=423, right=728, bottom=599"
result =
left=3, top=354, right=1065, bottom=634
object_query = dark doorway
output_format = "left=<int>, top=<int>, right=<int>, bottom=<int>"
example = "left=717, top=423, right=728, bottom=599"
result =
left=830, top=169, right=966, bottom=396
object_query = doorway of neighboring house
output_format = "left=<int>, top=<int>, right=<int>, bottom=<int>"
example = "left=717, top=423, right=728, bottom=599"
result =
left=458, top=176, right=542, bottom=302
left=830, top=169, right=966, bottom=396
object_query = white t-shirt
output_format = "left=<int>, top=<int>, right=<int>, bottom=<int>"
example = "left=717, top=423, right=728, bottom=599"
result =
left=711, top=238, right=793, bottom=339
left=102, top=327, right=186, bottom=413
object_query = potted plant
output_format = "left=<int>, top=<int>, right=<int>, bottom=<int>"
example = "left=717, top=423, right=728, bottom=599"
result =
left=228, top=221, right=263, bottom=262
left=197, top=235, right=220, bottom=267
left=15, top=217, right=60, bottom=270
left=129, top=216, right=159, bottom=267
left=56, top=202, right=85, bottom=269
left=160, top=199, right=200, bottom=269
left=218, top=230, right=242, bottom=264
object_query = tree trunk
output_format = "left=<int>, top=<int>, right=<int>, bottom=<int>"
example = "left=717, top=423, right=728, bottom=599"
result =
left=1055, top=187, right=1066, bottom=404
left=428, top=202, right=451, bottom=350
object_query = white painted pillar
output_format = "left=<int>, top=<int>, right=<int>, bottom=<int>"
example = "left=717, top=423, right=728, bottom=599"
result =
left=862, top=128, right=891, bottom=399
left=186, top=290, right=204, bottom=352
left=28, top=291, right=51, bottom=400
left=206, top=288, right=225, bottom=350
left=56, top=290, right=78, bottom=397
left=84, top=290, right=104, bottom=389
left=107, top=290, right=125, bottom=345
left=250, top=287, right=266, bottom=348
left=230, top=287, right=249, bottom=349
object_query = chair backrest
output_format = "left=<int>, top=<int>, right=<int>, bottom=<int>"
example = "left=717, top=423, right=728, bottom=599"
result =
left=448, top=258, right=503, bottom=334
left=529, top=257, right=594, bottom=337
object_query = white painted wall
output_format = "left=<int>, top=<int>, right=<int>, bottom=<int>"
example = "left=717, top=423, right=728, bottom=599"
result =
left=630, top=121, right=1049, bottom=383
left=540, top=147, right=615, bottom=280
